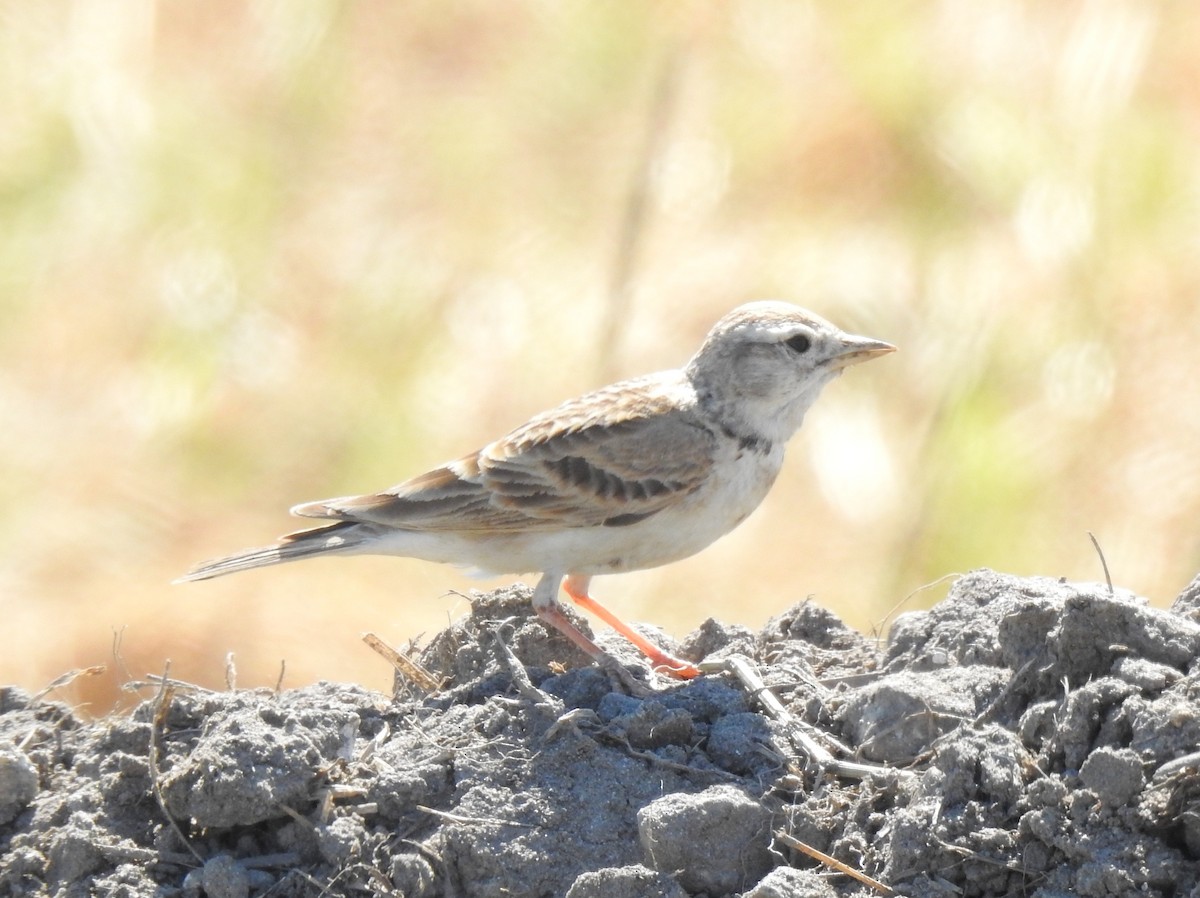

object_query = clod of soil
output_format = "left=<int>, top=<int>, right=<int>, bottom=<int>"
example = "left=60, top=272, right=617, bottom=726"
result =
left=2, top=569, right=1200, bottom=897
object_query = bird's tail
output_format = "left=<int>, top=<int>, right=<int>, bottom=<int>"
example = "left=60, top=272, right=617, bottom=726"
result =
left=174, top=521, right=365, bottom=582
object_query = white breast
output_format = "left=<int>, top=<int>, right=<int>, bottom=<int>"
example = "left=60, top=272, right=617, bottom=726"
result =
left=513, top=440, right=785, bottom=576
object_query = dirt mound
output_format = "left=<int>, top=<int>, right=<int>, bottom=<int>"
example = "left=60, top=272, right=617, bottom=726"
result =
left=3, top=570, right=1200, bottom=897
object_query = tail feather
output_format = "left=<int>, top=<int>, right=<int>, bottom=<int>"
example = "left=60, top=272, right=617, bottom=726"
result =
left=175, top=521, right=364, bottom=582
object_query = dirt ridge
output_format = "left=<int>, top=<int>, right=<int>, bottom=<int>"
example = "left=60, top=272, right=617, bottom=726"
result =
left=2, top=569, right=1200, bottom=897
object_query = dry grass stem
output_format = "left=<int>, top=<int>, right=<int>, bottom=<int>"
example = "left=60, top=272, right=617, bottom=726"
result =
left=362, top=631, right=443, bottom=693
left=775, top=830, right=894, bottom=895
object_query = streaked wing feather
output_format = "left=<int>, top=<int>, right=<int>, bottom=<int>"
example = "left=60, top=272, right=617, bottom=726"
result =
left=289, top=375, right=715, bottom=532
left=484, top=408, right=714, bottom=525
left=290, top=459, right=532, bottom=531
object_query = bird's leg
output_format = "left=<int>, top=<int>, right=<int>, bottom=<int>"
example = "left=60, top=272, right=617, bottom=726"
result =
left=530, top=572, right=611, bottom=662
left=562, top=574, right=701, bottom=679
left=531, top=573, right=649, bottom=695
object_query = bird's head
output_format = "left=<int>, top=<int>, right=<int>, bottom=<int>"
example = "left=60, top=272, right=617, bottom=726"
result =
left=685, top=300, right=895, bottom=444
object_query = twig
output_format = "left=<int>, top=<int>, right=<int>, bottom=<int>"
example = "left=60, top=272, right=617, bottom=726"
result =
left=776, top=830, right=894, bottom=895
left=32, top=666, right=106, bottom=702
left=302, top=864, right=347, bottom=898
left=96, top=842, right=158, bottom=864
left=111, top=626, right=133, bottom=685
left=124, top=673, right=217, bottom=695
left=279, top=803, right=316, bottom=831
left=971, top=658, right=1038, bottom=726
left=872, top=573, right=960, bottom=644
left=363, top=632, right=443, bottom=693
left=225, top=652, right=237, bottom=691
left=148, top=662, right=203, bottom=865
left=487, top=624, right=564, bottom=714
left=415, top=804, right=535, bottom=830
left=616, top=736, right=742, bottom=783
left=712, top=655, right=891, bottom=781
left=933, top=836, right=1037, bottom=877
left=275, top=659, right=287, bottom=695
left=1087, top=531, right=1114, bottom=596
left=1149, top=749, right=1200, bottom=784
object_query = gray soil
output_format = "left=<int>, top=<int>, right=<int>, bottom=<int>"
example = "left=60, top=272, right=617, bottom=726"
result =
left=3, top=568, right=1200, bottom=897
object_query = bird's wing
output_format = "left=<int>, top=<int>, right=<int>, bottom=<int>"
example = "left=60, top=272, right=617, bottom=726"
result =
left=291, top=376, right=717, bottom=532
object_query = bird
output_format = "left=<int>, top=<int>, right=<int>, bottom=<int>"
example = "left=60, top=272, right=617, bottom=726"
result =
left=178, top=301, right=895, bottom=680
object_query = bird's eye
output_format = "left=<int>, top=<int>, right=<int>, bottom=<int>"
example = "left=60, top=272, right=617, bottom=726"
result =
left=784, top=334, right=812, bottom=354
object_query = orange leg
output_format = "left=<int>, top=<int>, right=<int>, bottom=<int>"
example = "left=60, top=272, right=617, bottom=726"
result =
left=530, top=573, right=652, bottom=694
left=563, top=574, right=701, bottom=679
left=530, top=573, right=612, bottom=665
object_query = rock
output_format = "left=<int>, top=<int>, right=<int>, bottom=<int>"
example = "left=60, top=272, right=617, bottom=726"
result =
left=566, top=864, right=689, bottom=898
left=1080, top=747, right=1145, bottom=808
left=199, top=855, right=249, bottom=898
left=0, top=744, right=38, bottom=825
left=839, top=667, right=1006, bottom=763
left=744, top=866, right=838, bottom=898
left=158, top=691, right=360, bottom=828
left=637, top=784, right=773, bottom=895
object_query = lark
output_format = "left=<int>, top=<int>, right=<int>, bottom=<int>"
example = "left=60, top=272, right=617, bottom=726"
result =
left=180, top=301, right=895, bottom=679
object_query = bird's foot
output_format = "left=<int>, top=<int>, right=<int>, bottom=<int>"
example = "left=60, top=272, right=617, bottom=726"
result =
left=648, top=654, right=703, bottom=680
left=562, top=575, right=702, bottom=681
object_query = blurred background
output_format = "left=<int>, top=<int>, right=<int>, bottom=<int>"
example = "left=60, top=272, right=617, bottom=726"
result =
left=3, top=1, right=1198, bottom=712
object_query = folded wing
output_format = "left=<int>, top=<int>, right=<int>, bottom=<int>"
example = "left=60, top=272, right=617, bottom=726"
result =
left=292, top=379, right=715, bottom=533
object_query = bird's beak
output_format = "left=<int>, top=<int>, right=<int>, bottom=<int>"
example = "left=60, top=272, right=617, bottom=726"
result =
left=828, top=334, right=897, bottom=370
